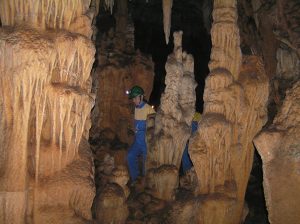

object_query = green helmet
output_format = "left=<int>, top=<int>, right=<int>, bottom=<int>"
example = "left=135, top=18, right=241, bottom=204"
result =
left=128, top=85, right=144, bottom=99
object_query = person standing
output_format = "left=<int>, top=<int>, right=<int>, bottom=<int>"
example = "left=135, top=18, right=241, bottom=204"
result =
left=181, top=112, right=201, bottom=173
left=127, top=86, right=155, bottom=184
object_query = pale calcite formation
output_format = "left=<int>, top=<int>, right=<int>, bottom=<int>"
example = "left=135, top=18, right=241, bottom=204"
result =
left=208, top=0, right=241, bottom=79
left=92, top=148, right=130, bottom=222
left=188, top=0, right=269, bottom=223
left=254, top=81, right=300, bottom=224
left=146, top=165, right=178, bottom=201
left=94, top=183, right=129, bottom=224
left=0, top=1, right=97, bottom=224
left=110, top=166, right=130, bottom=198
left=179, top=167, right=199, bottom=194
left=165, top=197, right=200, bottom=224
left=0, top=0, right=99, bottom=38
left=162, top=0, right=173, bottom=44
left=145, top=31, right=197, bottom=201
left=93, top=156, right=129, bottom=223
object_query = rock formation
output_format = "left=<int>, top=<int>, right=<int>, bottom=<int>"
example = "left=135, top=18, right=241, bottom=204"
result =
left=146, top=31, right=197, bottom=201
left=254, top=81, right=300, bottom=224
left=188, top=0, right=269, bottom=223
left=162, top=0, right=173, bottom=44
left=92, top=149, right=130, bottom=223
left=238, top=1, right=300, bottom=222
left=0, top=1, right=97, bottom=223
left=238, top=0, right=300, bottom=118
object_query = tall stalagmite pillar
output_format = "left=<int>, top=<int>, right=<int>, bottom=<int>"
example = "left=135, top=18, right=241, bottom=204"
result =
left=0, top=1, right=97, bottom=223
left=146, top=31, right=197, bottom=201
left=189, top=0, right=269, bottom=223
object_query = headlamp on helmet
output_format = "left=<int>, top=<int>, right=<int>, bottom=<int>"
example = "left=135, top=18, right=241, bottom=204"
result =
left=127, top=85, right=144, bottom=99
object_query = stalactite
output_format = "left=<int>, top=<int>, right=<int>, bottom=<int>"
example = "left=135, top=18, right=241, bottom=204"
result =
left=105, top=0, right=114, bottom=14
left=0, top=9, right=96, bottom=220
left=0, top=0, right=92, bottom=37
left=34, top=83, right=48, bottom=184
left=162, top=0, right=173, bottom=44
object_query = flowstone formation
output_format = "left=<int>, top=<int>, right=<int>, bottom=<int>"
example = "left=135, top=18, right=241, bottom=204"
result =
left=146, top=31, right=197, bottom=201
left=254, top=83, right=300, bottom=224
left=0, top=1, right=97, bottom=223
left=188, top=0, right=269, bottom=223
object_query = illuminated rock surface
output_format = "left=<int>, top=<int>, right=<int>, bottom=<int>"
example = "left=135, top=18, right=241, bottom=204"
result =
left=188, top=0, right=269, bottom=223
left=254, top=81, right=300, bottom=224
left=0, top=1, right=96, bottom=223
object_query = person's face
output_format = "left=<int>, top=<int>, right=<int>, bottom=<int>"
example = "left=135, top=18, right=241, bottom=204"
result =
left=132, top=95, right=142, bottom=106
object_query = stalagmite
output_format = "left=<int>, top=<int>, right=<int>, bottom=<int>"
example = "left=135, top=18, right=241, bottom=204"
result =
left=92, top=150, right=130, bottom=223
left=0, top=1, right=97, bottom=223
left=146, top=31, right=197, bottom=201
left=188, top=0, right=269, bottom=223
left=162, top=0, right=173, bottom=44
left=208, top=0, right=242, bottom=79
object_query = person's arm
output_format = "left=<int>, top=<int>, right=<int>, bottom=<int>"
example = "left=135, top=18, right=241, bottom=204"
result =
left=146, top=105, right=156, bottom=126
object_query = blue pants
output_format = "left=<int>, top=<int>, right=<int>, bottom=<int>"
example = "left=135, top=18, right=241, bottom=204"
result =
left=127, top=132, right=147, bottom=182
left=181, top=121, right=199, bottom=173
left=182, top=143, right=193, bottom=172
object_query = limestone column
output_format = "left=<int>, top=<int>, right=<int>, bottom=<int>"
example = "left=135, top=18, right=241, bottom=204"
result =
left=145, top=31, right=197, bottom=201
left=0, top=1, right=97, bottom=223
left=188, top=0, right=269, bottom=223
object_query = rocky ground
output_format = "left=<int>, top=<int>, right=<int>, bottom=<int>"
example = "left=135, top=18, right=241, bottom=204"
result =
left=90, top=136, right=270, bottom=224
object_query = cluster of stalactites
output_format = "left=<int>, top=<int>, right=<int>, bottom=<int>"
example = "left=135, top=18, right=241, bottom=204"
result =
left=0, top=0, right=92, bottom=29
left=0, top=27, right=95, bottom=184
left=52, top=32, right=95, bottom=91
left=105, top=0, right=115, bottom=14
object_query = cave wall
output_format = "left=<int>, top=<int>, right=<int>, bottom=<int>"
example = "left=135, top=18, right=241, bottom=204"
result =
left=238, top=0, right=300, bottom=116
left=241, top=0, right=300, bottom=223
left=0, top=1, right=98, bottom=223
left=238, top=0, right=300, bottom=223
left=254, top=81, right=300, bottom=224
left=90, top=0, right=154, bottom=146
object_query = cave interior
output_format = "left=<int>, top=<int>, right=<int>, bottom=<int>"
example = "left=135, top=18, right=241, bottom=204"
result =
left=0, top=0, right=299, bottom=224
